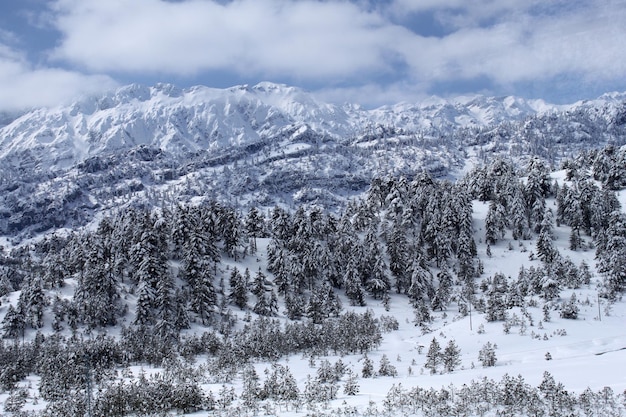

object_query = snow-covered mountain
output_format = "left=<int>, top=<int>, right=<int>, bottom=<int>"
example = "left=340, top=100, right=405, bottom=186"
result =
left=1, top=82, right=626, bottom=238
left=0, top=82, right=580, bottom=170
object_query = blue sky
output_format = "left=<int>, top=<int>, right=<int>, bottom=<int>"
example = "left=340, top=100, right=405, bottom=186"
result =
left=1, top=0, right=625, bottom=111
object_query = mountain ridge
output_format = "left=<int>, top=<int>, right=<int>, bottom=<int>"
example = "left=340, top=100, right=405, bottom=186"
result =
left=0, top=81, right=596, bottom=172
left=1, top=82, right=626, bottom=238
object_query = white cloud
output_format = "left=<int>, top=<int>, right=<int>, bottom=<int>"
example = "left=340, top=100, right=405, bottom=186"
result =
left=49, top=0, right=408, bottom=82
left=47, top=0, right=626, bottom=95
left=394, top=0, right=626, bottom=88
left=0, top=44, right=117, bottom=111
left=0, top=0, right=611, bottom=111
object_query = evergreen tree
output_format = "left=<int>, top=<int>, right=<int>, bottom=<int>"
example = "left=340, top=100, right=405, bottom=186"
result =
left=525, top=157, right=552, bottom=233
left=597, top=211, right=626, bottom=298
left=387, top=221, right=411, bottom=293
left=240, top=366, right=261, bottom=409
left=536, top=209, right=558, bottom=264
left=478, top=342, right=497, bottom=367
left=484, top=272, right=509, bottom=322
left=378, top=354, right=398, bottom=377
left=425, top=337, right=442, bottom=374
left=284, top=290, right=305, bottom=320
left=262, top=364, right=299, bottom=403
left=510, top=184, right=530, bottom=240
left=343, top=370, right=360, bottom=395
left=134, top=280, right=155, bottom=326
left=408, top=254, right=433, bottom=306
left=1, top=304, right=25, bottom=338
left=221, top=208, right=243, bottom=260
left=18, top=276, right=47, bottom=329
left=361, top=355, right=374, bottom=378
left=560, top=293, right=579, bottom=319
left=253, top=289, right=278, bottom=317
left=432, top=266, right=453, bottom=311
left=251, top=268, right=269, bottom=299
left=228, top=267, right=248, bottom=309
left=442, top=339, right=462, bottom=373
left=306, top=282, right=342, bottom=324
left=245, top=206, right=265, bottom=253
left=189, top=266, right=217, bottom=325
left=344, top=261, right=366, bottom=306
left=173, top=289, right=190, bottom=330
left=74, top=232, right=120, bottom=328
left=155, top=269, right=177, bottom=340
left=362, top=227, right=391, bottom=300
left=485, top=200, right=507, bottom=245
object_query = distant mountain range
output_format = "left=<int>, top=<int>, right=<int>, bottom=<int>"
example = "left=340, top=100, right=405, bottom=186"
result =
left=1, top=82, right=625, bottom=239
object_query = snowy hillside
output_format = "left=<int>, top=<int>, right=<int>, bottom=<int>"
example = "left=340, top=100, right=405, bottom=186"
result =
left=0, top=143, right=625, bottom=415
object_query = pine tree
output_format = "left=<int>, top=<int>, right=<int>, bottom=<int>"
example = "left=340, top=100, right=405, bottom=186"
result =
left=484, top=272, right=508, bottom=322
left=178, top=214, right=220, bottom=324
left=245, top=207, right=265, bottom=253
left=485, top=200, right=507, bottom=245
left=560, top=293, right=579, bottom=319
left=262, top=364, right=299, bottom=403
left=74, top=232, right=120, bottom=328
left=240, top=366, right=261, bottom=409
left=306, top=282, right=341, bottom=323
left=173, top=289, right=190, bottom=330
left=18, top=276, right=47, bottom=329
left=155, top=270, right=176, bottom=339
left=425, top=337, right=442, bottom=374
left=387, top=221, right=411, bottom=294
left=1, top=304, right=25, bottom=338
left=432, top=267, right=453, bottom=311
left=510, top=184, right=530, bottom=240
left=251, top=268, right=269, bottom=299
left=478, top=342, right=497, bottom=367
left=284, top=290, right=305, bottom=320
left=134, top=280, right=155, bottom=326
left=221, top=208, right=243, bottom=260
left=266, top=243, right=290, bottom=295
left=525, top=157, right=552, bottom=233
left=361, top=355, right=374, bottom=378
left=190, top=266, right=217, bottom=325
left=228, top=267, right=248, bottom=309
left=253, top=290, right=278, bottom=317
left=362, top=230, right=391, bottom=300
left=344, top=261, right=366, bottom=306
left=408, top=254, right=433, bottom=306
left=442, top=339, right=461, bottom=373
left=343, top=370, right=360, bottom=395
left=378, top=354, right=398, bottom=377
left=597, top=211, right=626, bottom=299
left=536, top=209, right=558, bottom=264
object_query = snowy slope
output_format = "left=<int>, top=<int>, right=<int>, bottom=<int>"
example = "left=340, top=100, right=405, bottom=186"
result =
left=2, top=171, right=625, bottom=416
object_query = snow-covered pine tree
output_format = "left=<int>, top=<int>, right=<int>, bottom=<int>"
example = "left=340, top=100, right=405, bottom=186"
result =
left=343, top=370, right=360, bottom=395
left=425, top=337, right=442, bottom=374
left=536, top=209, right=558, bottom=264
left=442, top=339, right=462, bottom=373
left=245, top=206, right=265, bottom=253
left=378, top=354, right=398, bottom=377
left=228, top=267, right=248, bottom=310
left=478, top=342, right=497, bottom=367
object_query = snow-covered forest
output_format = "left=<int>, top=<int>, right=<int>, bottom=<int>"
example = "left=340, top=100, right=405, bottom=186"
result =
left=0, top=144, right=625, bottom=416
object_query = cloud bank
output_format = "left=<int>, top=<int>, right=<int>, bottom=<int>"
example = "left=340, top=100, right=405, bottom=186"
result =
left=1, top=0, right=625, bottom=110
left=0, top=43, right=117, bottom=112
